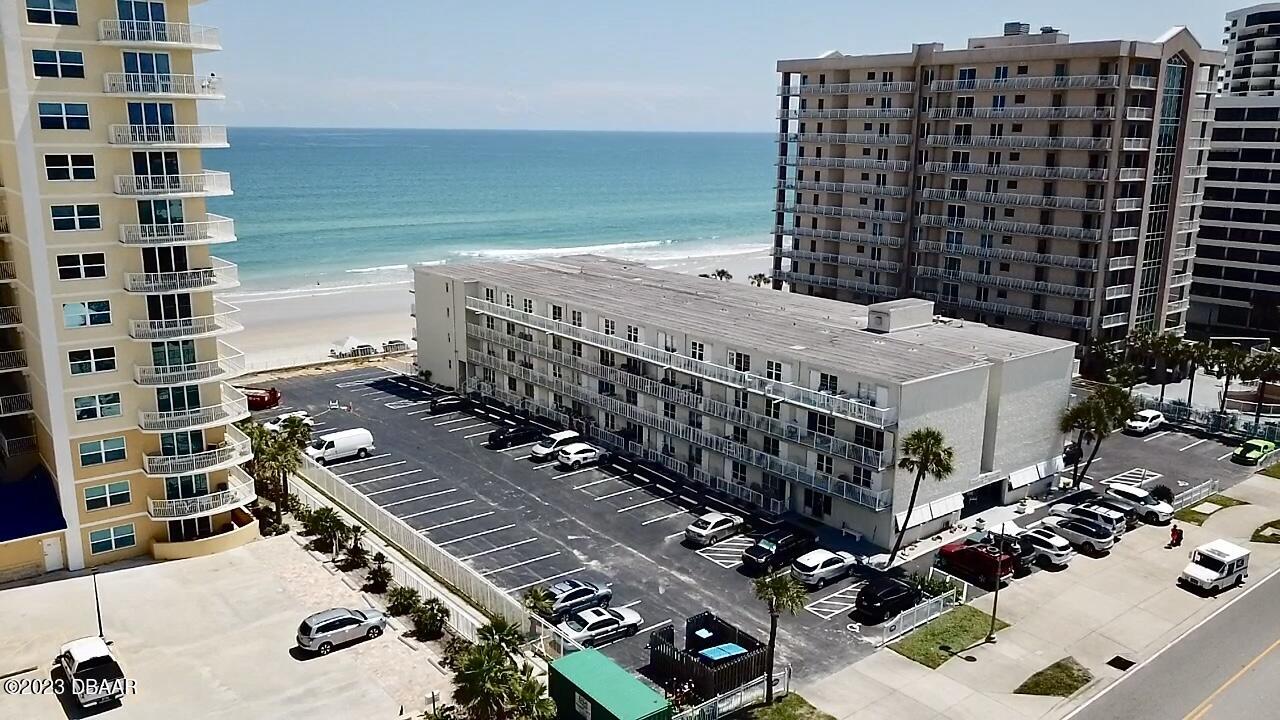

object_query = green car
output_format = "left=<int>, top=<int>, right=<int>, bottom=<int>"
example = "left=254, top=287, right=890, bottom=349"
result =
left=1233, top=438, right=1277, bottom=466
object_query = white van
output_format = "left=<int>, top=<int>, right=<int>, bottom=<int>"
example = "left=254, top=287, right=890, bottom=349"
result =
left=305, top=428, right=375, bottom=465
left=529, top=430, right=580, bottom=461
left=1180, top=539, right=1250, bottom=593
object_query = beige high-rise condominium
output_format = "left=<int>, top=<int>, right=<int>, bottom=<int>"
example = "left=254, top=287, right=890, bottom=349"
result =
left=775, top=22, right=1223, bottom=345
left=0, top=0, right=252, bottom=580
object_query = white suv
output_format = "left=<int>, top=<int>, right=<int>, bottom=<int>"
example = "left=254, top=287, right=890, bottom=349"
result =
left=1124, top=410, right=1165, bottom=434
left=557, top=442, right=607, bottom=469
left=530, top=430, right=580, bottom=461
left=1020, top=528, right=1076, bottom=568
left=1103, top=484, right=1173, bottom=523
left=790, top=549, right=858, bottom=588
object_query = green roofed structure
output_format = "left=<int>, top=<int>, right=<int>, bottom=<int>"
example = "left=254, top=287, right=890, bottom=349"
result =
left=549, top=649, right=672, bottom=720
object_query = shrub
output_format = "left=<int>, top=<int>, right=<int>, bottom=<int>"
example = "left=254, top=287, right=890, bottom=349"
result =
left=412, top=597, right=450, bottom=640
left=365, top=553, right=392, bottom=593
left=344, top=527, right=370, bottom=568
left=1151, top=484, right=1175, bottom=504
left=910, top=571, right=959, bottom=599
left=441, top=634, right=474, bottom=671
left=386, top=586, right=422, bottom=616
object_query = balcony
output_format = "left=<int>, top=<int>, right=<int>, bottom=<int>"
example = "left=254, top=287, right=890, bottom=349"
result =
left=929, top=106, right=1114, bottom=120
left=1172, top=245, right=1196, bottom=262
left=1112, top=227, right=1139, bottom=241
left=114, top=171, right=232, bottom=199
left=1108, top=255, right=1137, bottom=270
left=1189, top=109, right=1215, bottom=122
left=783, top=179, right=910, bottom=198
left=129, top=301, right=242, bottom=341
left=1101, top=313, right=1129, bottom=328
left=778, top=81, right=915, bottom=95
left=1181, top=192, right=1204, bottom=206
left=1118, top=168, right=1147, bottom=182
left=1114, top=197, right=1142, bottom=212
left=780, top=132, right=912, bottom=146
left=773, top=270, right=899, bottom=298
left=1175, top=219, right=1201, bottom=234
left=930, top=75, right=1118, bottom=91
left=102, top=72, right=224, bottom=99
left=134, top=341, right=245, bottom=386
left=772, top=225, right=904, bottom=248
left=1186, top=138, right=1212, bottom=151
left=1105, top=284, right=1134, bottom=300
left=926, top=134, right=1112, bottom=150
left=0, top=306, right=20, bottom=328
left=779, top=108, right=913, bottom=119
left=124, top=257, right=238, bottom=294
left=777, top=156, right=912, bottom=173
left=107, top=124, right=229, bottom=149
left=0, top=262, right=15, bottom=282
left=1167, top=298, right=1191, bottom=313
left=1170, top=273, right=1193, bottom=287
left=0, top=393, right=33, bottom=418
left=915, top=267, right=1094, bottom=300
left=152, top=511, right=258, bottom=561
left=0, top=215, right=8, bottom=234
left=148, top=469, right=255, bottom=523
left=1185, top=166, right=1209, bottom=178
left=119, top=213, right=236, bottom=247
left=1122, top=138, right=1151, bottom=151
left=922, top=162, right=1108, bottom=181
left=98, top=19, right=221, bottom=51
left=142, top=424, right=252, bottom=477
left=915, top=240, right=1098, bottom=271
left=0, top=430, right=35, bottom=458
left=138, top=384, right=249, bottom=433
left=919, top=292, right=1091, bottom=329
left=0, top=350, right=27, bottom=372
left=918, top=214, right=1101, bottom=241
left=1194, top=81, right=1216, bottom=94
left=1129, top=76, right=1159, bottom=90
left=1125, top=107, right=1155, bottom=121
left=780, top=203, right=906, bottom=224
left=773, top=247, right=901, bottom=273
left=918, top=188, right=1103, bottom=211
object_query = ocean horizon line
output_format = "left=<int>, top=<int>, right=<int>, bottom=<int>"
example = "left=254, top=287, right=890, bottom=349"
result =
left=221, top=125, right=776, bottom=136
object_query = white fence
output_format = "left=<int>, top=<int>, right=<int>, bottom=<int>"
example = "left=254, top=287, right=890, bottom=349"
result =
left=673, top=669, right=791, bottom=720
left=855, top=589, right=958, bottom=647
left=1172, top=479, right=1221, bottom=511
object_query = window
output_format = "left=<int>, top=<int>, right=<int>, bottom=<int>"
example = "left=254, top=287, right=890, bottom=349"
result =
left=808, top=411, right=836, bottom=436
left=727, top=351, right=751, bottom=372
left=731, top=461, right=748, bottom=484
left=571, top=310, right=582, bottom=327
left=44, top=153, right=95, bottom=181
left=818, top=372, right=839, bottom=393
left=663, top=402, right=677, bottom=420
left=89, top=524, right=136, bottom=555
left=626, top=325, right=640, bottom=342
left=56, top=253, right=106, bottom=280
left=32, top=49, right=84, bottom=78
left=733, top=389, right=749, bottom=410
left=84, top=481, right=130, bottom=511
left=522, top=298, right=533, bottom=313
left=689, top=341, right=704, bottom=361
left=732, top=426, right=748, bottom=444
left=51, top=204, right=100, bottom=231
left=766, top=360, right=783, bottom=381
left=602, top=319, right=615, bottom=336
left=763, top=437, right=780, bottom=457
left=815, top=454, right=834, bottom=475
left=79, top=437, right=126, bottom=466
left=484, top=288, right=494, bottom=303
left=37, top=102, right=89, bottom=130
left=74, top=392, right=121, bottom=421
left=571, top=341, right=582, bottom=358
left=69, top=346, right=115, bottom=375
left=26, top=0, right=77, bottom=25
left=503, top=293, right=514, bottom=308
left=63, top=300, right=110, bottom=328
left=551, top=305, right=562, bottom=322
left=625, top=389, right=638, bottom=405
left=766, top=399, right=782, bottom=419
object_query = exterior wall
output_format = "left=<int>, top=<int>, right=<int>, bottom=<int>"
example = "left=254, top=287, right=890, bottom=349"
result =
left=897, top=365, right=990, bottom=505
left=151, top=510, right=257, bottom=560
left=413, top=272, right=468, bottom=386
left=986, top=345, right=1075, bottom=474
left=0, top=534, right=53, bottom=582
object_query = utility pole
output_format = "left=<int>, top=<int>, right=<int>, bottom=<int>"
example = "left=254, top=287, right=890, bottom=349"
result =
left=92, top=568, right=104, bottom=638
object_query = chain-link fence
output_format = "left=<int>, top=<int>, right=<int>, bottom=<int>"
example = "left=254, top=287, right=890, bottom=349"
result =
left=1134, top=395, right=1280, bottom=442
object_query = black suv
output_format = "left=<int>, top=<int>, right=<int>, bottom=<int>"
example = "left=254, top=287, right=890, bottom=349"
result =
left=428, top=395, right=470, bottom=414
left=741, top=527, right=816, bottom=572
left=853, top=577, right=921, bottom=624
left=487, top=423, right=544, bottom=449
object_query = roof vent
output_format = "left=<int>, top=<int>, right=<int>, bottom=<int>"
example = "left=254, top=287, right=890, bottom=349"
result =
left=1004, top=21, right=1030, bottom=36
left=1040, top=25, right=1060, bottom=34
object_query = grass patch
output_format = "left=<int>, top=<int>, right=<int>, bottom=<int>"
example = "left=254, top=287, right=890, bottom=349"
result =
left=1015, top=657, right=1093, bottom=697
left=1262, top=464, right=1280, bottom=479
left=1173, top=494, right=1249, bottom=526
left=1251, top=520, right=1280, bottom=544
left=889, top=605, right=1008, bottom=669
left=741, top=694, right=835, bottom=720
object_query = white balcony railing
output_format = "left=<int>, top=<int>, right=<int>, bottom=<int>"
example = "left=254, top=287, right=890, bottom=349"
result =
left=772, top=271, right=899, bottom=298
left=926, top=134, right=1113, bottom=150
left=1105, top=284, right=1134, bottom=300
left=1186, top=138, right=1213, bottom=151
left=780, top=132, right=912, bottom=146
left=98, top=19, right=221, bottom=50
left=1101, top=313, right=1129, bottom=328
left=1170, top=273, right=1193, bottom=287
left=1181, top=192, right=1204, bottom=206
left=1122, top=137, right=1151, bottom=151
left=780, top=203, right=906, bottom=224
left=779, top=108, right=914, bottom=119
left=772, top=225, right=904, bottom=248
left=1175, top=219, right=1201, bottom=234
left=1167, top=298, right=1191, bottom=313
left=102, top=72, right=224, bottom=98
left=107, top=124, right=228, bottom=148
left=915, top=267, right=1094, bottom=300
left=0, top=392, right=33, bottom=417
left=915, top=240, right=1098, bottom=271
left=134, top=341, right=245, bottom=386
left=922, top=162, right=1108, bottom=181
left=124, top=257, right=238, bottom=294
left=138, top=384, right=249, bottom=432
left=1118, top=167, right=1147, bottom=181
left=918, top=291, right=1092, bottom=329
left=114, top=171, right=232, bottom=198
left=778, top=81, right=915, bottom=95
left=1189, top=108, right=1215, bottom=122
left=1125, top=107, right=1155, bottom=120
left=147, top=467, right=256, bottom=521
left=1109, top=255, right=1137, bottom=270
left=1129, top=75, right=1159, bottom=90
left=142, top=424, right=252, bottom=476
left=1114, top=197, right=1143, bottom=211
left=930, top=75, right=1119, bottom=91
left=119, top=213, right=236, bottom=247
left=129, top=301, right=241, bottom=341
left=1172, top=245, right=1196, bottom=262
left=1194, top=81, right=1216, bottom=94
left=1112, top=227, right=1139, bottom=241
left=778, top=156, right=913, bottom=173
left=1185, top=166, right=1209, bottom=178
left=918, top=214, right=1101, bottom=241
left=918, top=188, right=1103, bottom=212
left=929, top=106, right=1114, bottom=120
left=783, top=179, right=910, bottom=198
left=773, top=247, right=901, bottom=274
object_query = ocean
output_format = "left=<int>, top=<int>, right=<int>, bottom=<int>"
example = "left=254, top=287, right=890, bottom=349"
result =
left=207, top=128, right=776, bottom=295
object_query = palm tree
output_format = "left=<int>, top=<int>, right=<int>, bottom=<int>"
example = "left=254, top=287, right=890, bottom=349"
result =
left=477, top=617, right=524, bottom=656
left=886, top=428, right=956, bottom=567
left=1246, top=352, right=1280, bottom=427
left=1149, top=333, right=1184, bottom=402
left=749, top=273, right=769, bottom=287
left=1063, top=385, right=1135, bottom=487
left=521, top=586, right=554, bottom=620
left=510, top=663, right=556, bottom=720
left=752, top=573, right=808, bottom=705
left=1059, top=401, right=1094, bottom=484
left=420, top=704, right=461, bottom=720
left=1210, top=345, right=1251, bottom=414
left=1183, top=341, right=1211, bottom=407
left=713, top=268, right=733, bottom=281
left=452, top=642, right=516, bottom=720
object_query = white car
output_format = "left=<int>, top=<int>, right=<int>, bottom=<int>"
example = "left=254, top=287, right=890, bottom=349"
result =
left=556, top=442, right=607, bottom=469
left=1020, top=527, right=1076, bottom=567
left=530, top=430, right=580, bottom=461
left=1103, top=484, right=1174, bottom=524
left=556, top=607, right=643, bottom=647
left=683, top=512, right=744, bottom=546
left=1125, top=409, right=1165, bottom=434
left=1049, top=503, right=1127, bottom=537
left=1042, top=516, right=1117, bottom=554
left=790, top=549, right=858, bottom=588
left=264, top=410, right=314, bottom=433
left=58, top=637, right=127, bottom=708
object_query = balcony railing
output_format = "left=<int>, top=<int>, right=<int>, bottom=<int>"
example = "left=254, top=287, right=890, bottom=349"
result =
left=777, top=156, right=912, bottom=172
left=1125, top=107, right=1155, bottom=120
left=0, top=350, right=27, bottom=372
left=781, top=132, right=912, bottom=146
left=1105, top=284, right=1134, bottom=300
left=772, top=270, right=899, bottom=298
left=1118, top=168, right=1147, bottom=181
left=1101, top=313, right=1129, bottom=328
left=465, top=298, right=898, bottom=427
left=124, top=257, right=238, bottom=294
left=114, top=171, right=232, bottom=198
left=1112, top=227, right=1139, bottom=241
left=1194, top=81, right=1216, bottom=94
left=930, top=75, right=1118, bottom=91
left=1181, top=192, right=1204, bottom=206
left=783, top=179, right=910, bottom=198
left=1185, top=166, right=1208, bottom=178
left=1114, top=197, right=1142, bottom=212
left=0, top=306, right=21, bottom=327
left=778, top=81, right=915, bottom=95
left=1122, top=137, right=1151, bottom=151
left=1170, top=273, right=1193, bottom=287
left=1172, top=245, right=1195, bottom=262
left=930, top=106, right=1114, bottom=120
left=918, top=292, right=1091, bottom=329
left=0, top=262, right=15, bottom=281
left=915, top=240, right=1098, bottom=270
left=138, top=385, right=248, bottom=432
left=0, top=393, right=33, bottom=417
left=1186, top=138, right=1212, bottom=151
left=1189, top=108, right=1215, bottom=122
left=772, top=225, right=904, bottom=248
left=918, top=214, right=1101, bottom=241
left=107, top=124, right=228, bottom=148
left=1175, top=219, right=1201, bottom=234
left=1129, top=75, right=1159, bottom=90
left=923, top=162, right=1108, bottom=181
left=1108, top=255, right=1137, bottom=270
left=147, top=467, right=256, bottom=522
left=129, top=301, right=241, bottom=341
left=102, top=72, right=224, bottom=98
left=1167, top=298, right=1191, bottom=313
left=915, top=267, right=1094, bottom=300
left=0, top=430, right=35, bottom=458
left=773, top=247, right=901, bottom=273
left=779, top=108, right=913, bottom=119
left=98, top=19, right=221, bottom=50
left=0, top=215, right=8, bottom=235
left=918, top=188, right=1103, bottom=211
left=926, top=134, right=1113, bottom=150
left=780, top=203, right=906, bottom=224
left=134, top=341, right=245, bottom=386
left=119, top=213, right=236, bottom=247
left=143, top=424, right=252, bottom=476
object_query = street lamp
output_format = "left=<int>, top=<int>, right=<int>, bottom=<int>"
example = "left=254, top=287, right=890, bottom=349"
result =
left=92, top=567, right=104, bottom=638
left=986, top=569, right=1002, bottom=643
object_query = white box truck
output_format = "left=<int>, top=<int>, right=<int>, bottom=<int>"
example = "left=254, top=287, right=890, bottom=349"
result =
left=1179, top=539, right=1249, bottom=593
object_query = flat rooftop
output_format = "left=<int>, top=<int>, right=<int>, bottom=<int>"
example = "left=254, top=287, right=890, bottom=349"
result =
left=417, top=255, right=1074, bottom=385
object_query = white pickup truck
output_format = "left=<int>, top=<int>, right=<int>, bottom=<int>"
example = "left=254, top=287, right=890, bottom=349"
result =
left=57, top=636, right=127, bottom=708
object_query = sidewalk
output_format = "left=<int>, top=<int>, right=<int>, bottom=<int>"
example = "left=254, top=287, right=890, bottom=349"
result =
left=801, top=473, right=1280, bottom=720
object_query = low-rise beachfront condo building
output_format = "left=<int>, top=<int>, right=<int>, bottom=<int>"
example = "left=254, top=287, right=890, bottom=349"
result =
left=774, top=22, right=1223, bottom=346
left=0, top=0, right=252, bottom=581
left=413, top=256, right=1075, bottom=547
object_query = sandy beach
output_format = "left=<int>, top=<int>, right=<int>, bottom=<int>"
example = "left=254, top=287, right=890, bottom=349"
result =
left=230, top=247, right=772, bottom=371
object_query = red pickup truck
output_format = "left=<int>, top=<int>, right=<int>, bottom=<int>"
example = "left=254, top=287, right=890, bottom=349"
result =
left=239, top=386, right=281, bottom=411
left=936, top=540, right=1020, bottom=588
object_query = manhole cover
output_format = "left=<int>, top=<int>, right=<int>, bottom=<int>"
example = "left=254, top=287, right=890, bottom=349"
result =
left=1107, top=655, right=1136, bottom=671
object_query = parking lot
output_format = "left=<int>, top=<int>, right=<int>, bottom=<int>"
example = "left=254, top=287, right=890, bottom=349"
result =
left=256, top=367, right=882, bottom=678
left=1067, top=421, right=1258, bottom=496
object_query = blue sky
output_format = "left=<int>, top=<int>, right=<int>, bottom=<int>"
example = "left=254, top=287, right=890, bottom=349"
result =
left=194, top=0, right=1236, bottom=132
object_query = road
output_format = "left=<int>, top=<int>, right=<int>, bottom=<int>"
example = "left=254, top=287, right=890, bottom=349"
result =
left=1070, top=564, right=1280, bottom=720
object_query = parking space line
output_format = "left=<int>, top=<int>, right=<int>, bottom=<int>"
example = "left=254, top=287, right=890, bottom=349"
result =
left=595, top=484, right=648, bottom=501
left=349, top=469, right=425, bottom=487
left=336, top=374, right=395, bottom=387
left=1218, top=451, right=1235, bottom=461
left=513, top=454, right=533, bottom=461
left=382, top=488, right=456, bottom=508
left=407, top=408, right=435, bottom=416
left=1179, top=438, right=1209, bottom=452
left=449, top=422, right=492, bottom=434
left=357, top=389, right=384, bottom=397
left=619, top=600, right=643, bottom=609
left=504, top=567, right=584, bottom=593
left=553, top=467, right=599, bottom=480
left=641, top=510, right=689, bottom=526
left=339, top=460, right=406, bottom=477
left=422, top=511, right=494, bottom=531
left=364, top=478, right=440, bottom=496
left=464, top=430, right=492, bottom=439
left=1143, top=430, right=1171, bottom=443
left=631, top=466, right=740, bottom=514
left=665, top=531, right=687, bottom=540
left=499, top=442, right=537, bottom=452
left=616, top=495, right=670, bottom=513
left=459, top=538, right=538, bottom=560
left=480, top=552, right=560, bottom=576
left=696, top=536, right=754, bottom=569
left=804, top=582, right=866, bottom=620
left=386, top=400, right=427, bottom=410
left=573, top=477, right=614, bottom=490
left=326, top=453, right=391, bottom=467
left=434, top=416, right=469, bottom=426
left=636, top=620, right=673, bottom=635
left=437, top=524, right=517, bottom=546
left=400, top=500, right=474, bottom=519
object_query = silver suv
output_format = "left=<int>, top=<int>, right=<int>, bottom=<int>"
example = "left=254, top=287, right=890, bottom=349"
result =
left=297, top=607, right=387, bottom=655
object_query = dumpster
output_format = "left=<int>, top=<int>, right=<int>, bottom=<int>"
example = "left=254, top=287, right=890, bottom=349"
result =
left=549, top=649, right=671, bottom=720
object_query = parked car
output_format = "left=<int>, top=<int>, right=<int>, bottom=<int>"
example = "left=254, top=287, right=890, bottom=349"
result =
left=556, top=607, right=643, bottom=647
left=1102, top=484, right=1174, bottom=524
left=487, top=423, right=545, bottom=449
left=557, top=442, right=608, bottom=469
left=1089, top=498, right=1141, bottom=532
left=853, top=577, right=922, bottom=625
left=239, top=386, right=281, bottom=411
left=1042, top=516, right=1116, bottom=554
left=530, top=430, right=581, bottom=461
left=1018, top=527, right=1076, bottom=568
left=936, top=540, right=1019, bottom=586
left=304, top=428, right=375, bottom=465
left=1124, top=409, right=1166, bottom=434
left=741, top=526, right=817, bottom=572
left=264, top=410, right=314, bottom=433
left=428, top=395, right=470, bottom=415
left=543, top=579, right=612, bottom=619
left=1233, top=438, right=1277, bottom=466
left=683, top=512, right=744, bottom=546
left=1049, top=503, right=1127, bottom=537
left=296, top=607, right=387, bottom=656
left=790, top=549, right=858, bottom=588
left=57, top=637, right=126, bottom=709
